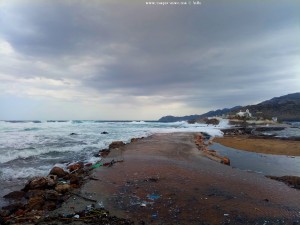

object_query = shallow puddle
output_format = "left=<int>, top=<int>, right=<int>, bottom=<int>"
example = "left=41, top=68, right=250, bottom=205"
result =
left=210, top=143, right=300, bottom=176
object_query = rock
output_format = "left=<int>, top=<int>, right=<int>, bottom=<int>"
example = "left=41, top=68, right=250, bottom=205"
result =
left=99, top=149, right=110, bottom=157
left=70, top=133, right=78, bottom=135
left=222, top=157, right=231, bottom=166
left=205, top=118, right=220, bottom=125
left=49, top=167, right=68, bottom=178
left=27, top=196, right=45, bottom=210
left=109, top=141, right=125, bottom=149
left=25, top=190, right=45, bottom=199
left=3, top=191, right=25, bottom=200
left=67, top=162, right=84, bottom=172
left=43, top=201, right=57, bottom=211
left=267, top=175, right=300, bottom=190
left=69, top=174, right=80, bottom=185
left=23, top=176, right=56, bottom=191
left=131, top=138, right=138, bottom=143
left=55, top=184, right=71, bottom=193
left=101, top=131, right=109, bottom=134
left=15, top=209, right=25, bottom=217
left=2, top=203, right=24, bottom=215
left=44, top=190, right=61, bottom=201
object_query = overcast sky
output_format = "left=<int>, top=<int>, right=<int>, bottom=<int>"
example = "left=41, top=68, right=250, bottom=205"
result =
left=0, top=0, right=299, bottom=120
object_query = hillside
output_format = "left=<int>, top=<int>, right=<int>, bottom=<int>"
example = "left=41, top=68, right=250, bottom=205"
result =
left=158, top=106, right=241, bottom=122
left=235, top=93, right=300, bottom=121
left=158, top=93, right=300, bottom=122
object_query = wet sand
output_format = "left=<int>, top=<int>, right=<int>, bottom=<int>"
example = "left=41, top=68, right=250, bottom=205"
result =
left=214, top=135, right=300, bottom=156
left=54, top=133, right=300, bottom=224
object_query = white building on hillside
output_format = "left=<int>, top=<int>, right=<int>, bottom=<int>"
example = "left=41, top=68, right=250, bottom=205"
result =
left=236, top=109, right=252, bottom=118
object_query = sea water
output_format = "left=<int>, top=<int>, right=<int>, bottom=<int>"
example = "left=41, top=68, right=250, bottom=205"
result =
left=0, top=120, right=227, bottom=206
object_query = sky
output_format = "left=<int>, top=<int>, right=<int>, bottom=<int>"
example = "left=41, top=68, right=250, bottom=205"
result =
left=0, top=0, right=299, bottom=120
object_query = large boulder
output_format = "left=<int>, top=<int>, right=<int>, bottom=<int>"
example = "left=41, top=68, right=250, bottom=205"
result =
left=109, top=141, right=125, bottom=149
left=27, top=196, right=45, bottom=210
left=22, top=176, right=56, bottom=191
left=49, top=167, right=68, bottom=178
left=67, top=162, right=84, bottom=172
left=69, top=174, right=80, bottom=185
left=44, top=190, right=61, bottom=201
left=3, top=191, right=25, bottom=200
left=55, top=184, right=71, bottom=193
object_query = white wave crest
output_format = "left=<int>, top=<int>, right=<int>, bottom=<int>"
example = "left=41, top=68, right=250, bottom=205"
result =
left=0, top=165, right=51, bottom=180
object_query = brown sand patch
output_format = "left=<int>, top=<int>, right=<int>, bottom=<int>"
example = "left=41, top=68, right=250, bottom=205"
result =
left=214, top=135, right=300, bottom=156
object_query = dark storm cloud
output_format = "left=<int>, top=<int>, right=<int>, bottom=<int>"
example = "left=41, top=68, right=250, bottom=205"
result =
left=1, top=0, right=299, bottom=111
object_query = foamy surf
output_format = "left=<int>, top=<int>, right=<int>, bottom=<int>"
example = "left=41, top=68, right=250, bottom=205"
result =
left=0, top=119, right=229, bottom=205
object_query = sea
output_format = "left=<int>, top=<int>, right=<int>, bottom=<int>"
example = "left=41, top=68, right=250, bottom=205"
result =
left=0, top=119, right=227, bottom=207
left=0, top=120, right=299, bottom=207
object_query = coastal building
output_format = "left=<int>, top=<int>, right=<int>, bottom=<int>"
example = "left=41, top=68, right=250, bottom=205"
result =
left=236, top=109, right=252, bottom=118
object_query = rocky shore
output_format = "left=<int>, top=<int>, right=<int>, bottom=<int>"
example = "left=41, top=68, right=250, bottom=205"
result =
left=1, top=132, right=300, bottom=224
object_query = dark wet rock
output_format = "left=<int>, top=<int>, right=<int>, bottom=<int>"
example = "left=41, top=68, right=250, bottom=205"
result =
left=70, top=132, right=78, bottom=135
left=49, top=166, right=68, bottom=178
left=131, top=138, right=138, bottom=143
left=25, top=189, right=45, bottom=199
left=109, top=141, right=125, bottom=149
left=44, top=190, right=61, bottom=201
left=2, top=202, right=24, bottom=215
left=99, top=149, right=110, bottom=157
left=221, top=157, right=231, bottom=166
left=67, top=162, right=84, bottom=172
left=55, top=184, right=71, bottom=193
left=101, top=131, right=109, bottom=134
left=43, top=201, right=57, bottom=211
left=22, top=176, right=56, bottom=191
left=27, top=196, right=45, bottom=210
left=267, top=175, right=300, bottom=190
left=205, top=118, right=220, bottom=125
left=69, top=174, right=80, bottom=185
left=3, top=191, right=25, bottom=200
left=0, top=215, right=4, bottom=225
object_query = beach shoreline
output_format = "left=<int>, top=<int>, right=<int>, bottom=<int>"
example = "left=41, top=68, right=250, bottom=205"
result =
left=2, top=132, right=300, bottom=224
left=44, top=132, right=300, bottom=224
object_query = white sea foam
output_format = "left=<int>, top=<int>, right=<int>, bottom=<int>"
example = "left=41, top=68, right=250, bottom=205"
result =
left=0, top=120, right=227, bottom=181
left=0, top=165, right=52, bottom=180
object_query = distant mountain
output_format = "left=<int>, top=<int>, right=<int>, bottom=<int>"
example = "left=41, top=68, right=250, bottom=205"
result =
left=158, top=106, right=241, bottom=122
left=235, top=93, right=300, bottom=121
left=158, top=92, right=300, bottom=122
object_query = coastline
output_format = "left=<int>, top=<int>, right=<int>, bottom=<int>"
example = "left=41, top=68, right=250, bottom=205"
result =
left=2, top=132, right=300, bottom=224
left=45, top=133, right=300, bottom=224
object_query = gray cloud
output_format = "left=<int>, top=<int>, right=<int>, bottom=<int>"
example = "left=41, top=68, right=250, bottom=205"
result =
left=0, top=0, right=299, bottom=119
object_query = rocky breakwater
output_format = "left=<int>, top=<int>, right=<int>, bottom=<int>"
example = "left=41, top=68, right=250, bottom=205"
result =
left=194, top=133, right=230, bottom=165
left=0, top=162, right=91, bottom=224
left=0, top=137, right=145, bottom=224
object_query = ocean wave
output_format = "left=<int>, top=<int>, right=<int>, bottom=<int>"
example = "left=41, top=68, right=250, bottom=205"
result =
left=130, top=121, right=146, bottom=124
left=4, top=120, right=42, bottom=123
left=0, top=147, right=84, bottom=164
left=0, top=165, right=51, bottom=180
left=23, top=127, right=41, bottom=131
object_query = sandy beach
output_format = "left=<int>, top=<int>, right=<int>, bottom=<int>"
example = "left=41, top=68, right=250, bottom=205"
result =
left=45, top=133, right=300, bottom=224
left=213, top=135, right=300, bottom=156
